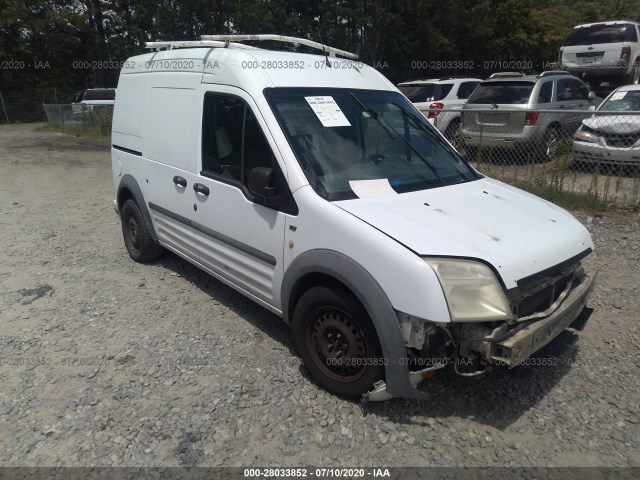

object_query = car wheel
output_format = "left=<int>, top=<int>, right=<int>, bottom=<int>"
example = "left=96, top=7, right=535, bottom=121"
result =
left=121, top=199, right=163, bottom=263
left=291, top=285, right=384, bottom=398
left=444, top=119, right=462, bottom=150
left=629, top=61, right=640, bottom=85
left=538, top=127, right=560, bottom=161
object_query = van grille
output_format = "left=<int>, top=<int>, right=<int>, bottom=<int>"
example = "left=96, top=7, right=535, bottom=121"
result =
left=508, top=263, right=582, bottom=318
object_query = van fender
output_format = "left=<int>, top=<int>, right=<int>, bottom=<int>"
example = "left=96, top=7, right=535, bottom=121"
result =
left=282, top=249, right=427, bottom=399
left=116, top=174, right=159, bottom=244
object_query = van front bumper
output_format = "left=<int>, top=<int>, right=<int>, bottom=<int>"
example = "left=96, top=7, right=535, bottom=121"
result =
left=492, top=272, right=596, bottom=366
left=364, top=271, right=596, bottom=402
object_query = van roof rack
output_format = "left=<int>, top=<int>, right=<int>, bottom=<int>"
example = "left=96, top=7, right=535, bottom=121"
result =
left=145, top=34, right=359, bottom=59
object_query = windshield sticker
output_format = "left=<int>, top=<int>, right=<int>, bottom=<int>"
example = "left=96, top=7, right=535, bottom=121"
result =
left=349, top=179, right=397, bottom=198
left=609, top=91, right=627, bottom=101
left=304, top=96, right=351, bottom=127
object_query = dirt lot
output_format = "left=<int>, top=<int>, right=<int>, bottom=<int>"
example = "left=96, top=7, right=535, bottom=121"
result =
left=0, top=123, right=639, bottom=468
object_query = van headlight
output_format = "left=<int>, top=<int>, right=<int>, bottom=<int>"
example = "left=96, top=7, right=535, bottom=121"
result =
left=424, top=258, right=513, bottom=322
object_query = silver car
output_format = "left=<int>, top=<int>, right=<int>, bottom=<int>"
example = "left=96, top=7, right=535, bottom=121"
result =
left=462, top=71, right=600, bottom=161
left=573, top=84, right=640, bottom=167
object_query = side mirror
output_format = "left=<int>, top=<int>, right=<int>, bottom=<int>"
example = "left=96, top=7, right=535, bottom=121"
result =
left=588, top=105, right=596, bottom=111
left=588, top=91, right=597, bottom=100
left=248, top=167, right=281, bottom=206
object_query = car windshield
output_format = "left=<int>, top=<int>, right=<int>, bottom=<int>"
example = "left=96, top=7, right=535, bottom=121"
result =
left=265, top=88, right=478, bottom=201
left=564, top=23, right=636, bottom=46
left=398, top=84, right=438, bottom=102
left=467, top=81, right=535, bottom=105
left=599, top=90, right=640, bottom=111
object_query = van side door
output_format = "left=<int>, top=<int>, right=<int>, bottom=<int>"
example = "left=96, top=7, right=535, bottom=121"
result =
left=188, top=87, right=294, bottom=312
left=142, top=87, right=198, bottom=260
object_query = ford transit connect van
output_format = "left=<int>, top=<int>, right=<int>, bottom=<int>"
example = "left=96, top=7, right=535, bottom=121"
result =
left=112, top=36, right=596, bottom=401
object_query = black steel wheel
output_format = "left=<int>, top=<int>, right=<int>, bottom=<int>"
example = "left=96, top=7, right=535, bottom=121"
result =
left=292, top=285, right=383, bottom=398
left=121, top=199, right=163, bottom=262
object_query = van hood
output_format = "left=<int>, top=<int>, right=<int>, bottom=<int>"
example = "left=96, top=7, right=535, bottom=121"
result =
left=335, top=178, right=593, bottom=289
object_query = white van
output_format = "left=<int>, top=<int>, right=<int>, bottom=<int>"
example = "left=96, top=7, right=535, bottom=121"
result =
left=112, top=36, right=596, bottom=401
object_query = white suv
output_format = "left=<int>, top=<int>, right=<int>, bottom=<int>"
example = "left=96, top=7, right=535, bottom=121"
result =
left=398, top=77, right=481, bottom=147
left=559, top=21, right=640, bottom=87
left=111, top=36, right=595, bottom=401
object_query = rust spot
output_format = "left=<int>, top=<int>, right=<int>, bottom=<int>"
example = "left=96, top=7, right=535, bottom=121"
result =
left=288, top=240, right=294, bottom=249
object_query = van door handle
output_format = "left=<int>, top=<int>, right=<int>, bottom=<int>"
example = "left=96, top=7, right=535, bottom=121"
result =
left=193, top=183, right=210, bottom=196
left=173, top=176, right=187, bottom=188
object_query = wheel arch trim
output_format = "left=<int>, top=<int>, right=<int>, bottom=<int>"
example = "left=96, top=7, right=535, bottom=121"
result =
left=282, top=249, right=428, bottom=399
left=117, top=174, right=159, bottom=244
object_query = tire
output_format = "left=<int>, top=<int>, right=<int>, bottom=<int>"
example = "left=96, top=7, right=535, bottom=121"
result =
left=444, top=119, right=462, bottom=150
left=538, top=127, right=560, bottom=162
left=291, top=285, right=383, bottom=398
left=120, top=199, right=163, bottom=263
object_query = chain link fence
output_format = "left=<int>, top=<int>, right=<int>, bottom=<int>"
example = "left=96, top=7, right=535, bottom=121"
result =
left=43, top=104, right=113, bottom=136
left=430, top=108, right=640, bottom=210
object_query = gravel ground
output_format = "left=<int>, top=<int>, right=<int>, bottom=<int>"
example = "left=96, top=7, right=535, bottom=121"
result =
left=0, top=123, right=639, bottom=468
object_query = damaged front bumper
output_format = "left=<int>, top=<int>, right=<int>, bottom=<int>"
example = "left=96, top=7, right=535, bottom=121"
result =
left=492, top=271, right=596, bottom=366
left=363, top=270, right=596, bottom=402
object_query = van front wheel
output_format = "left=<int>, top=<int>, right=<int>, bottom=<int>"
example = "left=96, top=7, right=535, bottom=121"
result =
left=121, top=199, right=163, bottom=263
left=292, top=286, right=383, bottom=398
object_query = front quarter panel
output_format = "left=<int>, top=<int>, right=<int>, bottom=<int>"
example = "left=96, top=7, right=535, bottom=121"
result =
left=283, top=186, right=451, bottom=324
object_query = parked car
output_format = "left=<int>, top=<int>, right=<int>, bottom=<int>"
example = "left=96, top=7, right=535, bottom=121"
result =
left=573, top=84, right=640, bottom=168
left=112, top=36, right=595, bottom=401
left=461, top=71, right=600, bottom=161
left=72, top=88, right=116, bottom=115
left=398, top=77, right=481, bottom=148
left=559, top=21, right=640, bottom=87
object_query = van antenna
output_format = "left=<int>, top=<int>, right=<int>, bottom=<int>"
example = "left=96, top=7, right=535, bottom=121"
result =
left=316, top=28, right=331, bottom=68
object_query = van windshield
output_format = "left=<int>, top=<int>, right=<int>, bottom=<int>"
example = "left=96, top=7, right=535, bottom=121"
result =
left=265, top=88, right=478, bottom=201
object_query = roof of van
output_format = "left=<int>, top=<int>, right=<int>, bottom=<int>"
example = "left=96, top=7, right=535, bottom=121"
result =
left=122, top=46, right=396, bottom=93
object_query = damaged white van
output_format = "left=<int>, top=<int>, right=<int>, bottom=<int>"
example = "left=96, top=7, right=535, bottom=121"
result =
left=111, top=35, right=596, bottom=401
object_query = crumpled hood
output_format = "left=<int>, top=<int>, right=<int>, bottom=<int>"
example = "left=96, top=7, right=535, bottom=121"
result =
left=335, top=178, right=594, bottom=288
left=583, top=115, right=640, bottom=134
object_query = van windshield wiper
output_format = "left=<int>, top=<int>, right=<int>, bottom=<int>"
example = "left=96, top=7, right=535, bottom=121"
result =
left=386, top=102, right=446, bottom=185
left=351, top=94, right=444, bottom=185
left=350, top=93, right=396, bottom=139
left=391, top=101, right=479, bottom=181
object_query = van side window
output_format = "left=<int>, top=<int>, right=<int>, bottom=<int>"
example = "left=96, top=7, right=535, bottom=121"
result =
left=556, top=79, right=572, bottom=101
left=202, top=93, right=276, bottom=188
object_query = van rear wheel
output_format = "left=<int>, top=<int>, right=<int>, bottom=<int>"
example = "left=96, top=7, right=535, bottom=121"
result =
left=121, top=199, right=163, bottom=263
left=291, top=285, right=383, bottom=398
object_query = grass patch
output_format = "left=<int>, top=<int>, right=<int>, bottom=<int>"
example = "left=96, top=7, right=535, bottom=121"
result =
left=42, top=108, right=112, bottom=140
left=40, top=123, right=111, bottom=140
left=512, top=180, right=609, bottom=213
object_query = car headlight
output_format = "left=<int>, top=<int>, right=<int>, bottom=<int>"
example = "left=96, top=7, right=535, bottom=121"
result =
left=424, top=258, right=514, bottom=322
left=574, top=129, right=600, bottom=144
